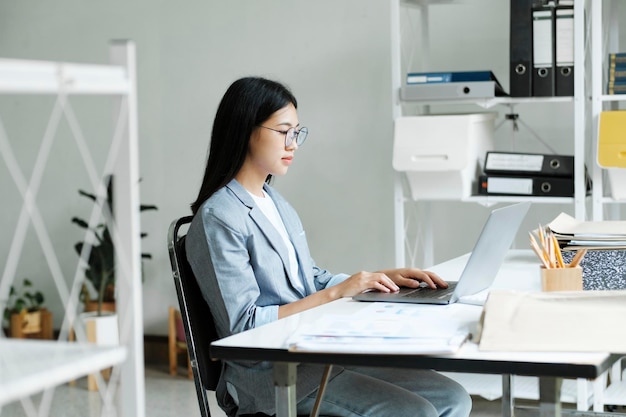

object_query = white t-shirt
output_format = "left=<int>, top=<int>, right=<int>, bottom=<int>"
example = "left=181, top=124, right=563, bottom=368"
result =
left=249, top=190, right=304, bottom=293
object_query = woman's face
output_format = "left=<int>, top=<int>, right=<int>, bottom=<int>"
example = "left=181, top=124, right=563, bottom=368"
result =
left=246, top=103, right=300, bottom=179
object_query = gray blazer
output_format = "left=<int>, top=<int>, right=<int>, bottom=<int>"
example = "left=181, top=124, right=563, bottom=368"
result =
left=186, top=179, right=347, bottom=416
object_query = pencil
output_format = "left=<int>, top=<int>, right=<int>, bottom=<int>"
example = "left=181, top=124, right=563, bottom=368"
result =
left=569, top=248, right=587, bottom=268
left=538, top=224, right=546, bottom=249
left=546, top=232, right=555, bottom=268
left=529, top=232, right=551, bottom=268
left=552, top=233, right=565, bottom=268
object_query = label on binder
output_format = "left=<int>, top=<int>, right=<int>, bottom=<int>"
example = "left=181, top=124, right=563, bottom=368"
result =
left=485, top=153, right=544, bottom=172
left=484, top=177, right=533, bottom=195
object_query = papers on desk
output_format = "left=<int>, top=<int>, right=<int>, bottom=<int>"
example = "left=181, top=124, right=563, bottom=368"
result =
left=288, top=303, right=470, bottom=355
left=548, top=212, right=626, bottom=250
left=478, top=289, right=626, bottom=353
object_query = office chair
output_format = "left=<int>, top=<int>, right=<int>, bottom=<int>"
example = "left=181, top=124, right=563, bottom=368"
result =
left=168, top=216, right=222, bottom=417
left=168, top=216, right=332, bottom=417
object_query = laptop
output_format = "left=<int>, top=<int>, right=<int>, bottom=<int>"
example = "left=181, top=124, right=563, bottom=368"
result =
left=353, top=201, right=531, bottom=305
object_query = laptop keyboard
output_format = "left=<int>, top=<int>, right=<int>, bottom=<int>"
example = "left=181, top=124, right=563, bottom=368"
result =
left=401, top=282, right=457, bottom=300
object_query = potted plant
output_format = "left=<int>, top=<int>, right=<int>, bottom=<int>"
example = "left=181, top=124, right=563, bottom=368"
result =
left=2, top=278, right=52, bottom=339
left=72, top=175, right=157, bottom=316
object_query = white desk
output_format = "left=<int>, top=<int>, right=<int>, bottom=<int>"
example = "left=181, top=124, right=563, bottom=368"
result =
left=0, top=338, right=127, bottom=406
left=210, top=250, right=618, bottom=417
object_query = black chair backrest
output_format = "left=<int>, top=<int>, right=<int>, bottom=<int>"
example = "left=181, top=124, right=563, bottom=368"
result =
left=169, top=216, right=328, bottom=417
left=168, top=216, right=220, bottom=417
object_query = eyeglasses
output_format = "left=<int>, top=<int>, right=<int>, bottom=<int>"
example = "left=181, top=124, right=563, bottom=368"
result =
left=258, top=125, right=309, bottom=147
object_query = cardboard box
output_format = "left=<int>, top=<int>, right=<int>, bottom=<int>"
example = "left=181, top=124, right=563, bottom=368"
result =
left=393, top=113, right=495, bottom=200
left=478, top=289, right=626, bottom=352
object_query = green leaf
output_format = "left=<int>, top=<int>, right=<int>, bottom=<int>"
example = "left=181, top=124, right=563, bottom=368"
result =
left=14, top=299, right=26, bottom=312
left=35, top=292, right=44, bottom=305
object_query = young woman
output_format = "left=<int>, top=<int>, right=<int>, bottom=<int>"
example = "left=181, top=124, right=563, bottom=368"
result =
left=186, top=77, right=472, bottom=417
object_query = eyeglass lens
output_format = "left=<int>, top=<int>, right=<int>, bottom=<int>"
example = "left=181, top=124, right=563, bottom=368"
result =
left=286, top=127, right=308, bottom=147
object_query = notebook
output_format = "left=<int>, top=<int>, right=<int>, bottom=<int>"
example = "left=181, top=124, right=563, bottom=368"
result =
left=353, top=202, right=531, bottom=305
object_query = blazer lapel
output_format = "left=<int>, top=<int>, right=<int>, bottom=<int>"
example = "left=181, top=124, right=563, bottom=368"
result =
left=264, top=186, right=316, bottom=295
left=226, top=180, right=307, bottom=296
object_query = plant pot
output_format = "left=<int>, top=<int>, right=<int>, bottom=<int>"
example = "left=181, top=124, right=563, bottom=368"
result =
left=79, top=311, right=119, bottom=391
left=80, top=311, right=120, bottom=346
left=83, top=300, right=116, bottom=314
left=9, top=309, right=53, bottom=339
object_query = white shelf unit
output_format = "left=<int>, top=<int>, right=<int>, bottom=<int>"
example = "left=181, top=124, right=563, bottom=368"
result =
left=590, top=0, right=626, bottom=220
left=391, top=0, right=588, bottom=267
left=589, top=0, right=626, bottom=411
left=0, top=41, right=144, bottom=417
left=389, top=0, right=609, bottom=411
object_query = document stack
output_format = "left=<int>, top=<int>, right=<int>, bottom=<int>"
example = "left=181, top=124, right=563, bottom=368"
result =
left=547, top=213, right=626, bottom=290
left=607, top=52, right=626, bottom=95
left=509, top=0, right=574, bottom=97
left=287, top=303, right=470, bottom=355
left=477, top=151, right=586, bottom=197
left=549, top=212, right=626, bottom=251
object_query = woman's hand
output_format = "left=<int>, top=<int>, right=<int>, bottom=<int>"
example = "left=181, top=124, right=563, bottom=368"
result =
left=377, top=268, right=448, bottom=290
left=279, top=271, right=400, bottom=318
left=333, top=271, right=399, bottom=298
left=279, top=268, right=447, bottom=319
left=333, top=268, right=448, bottom=298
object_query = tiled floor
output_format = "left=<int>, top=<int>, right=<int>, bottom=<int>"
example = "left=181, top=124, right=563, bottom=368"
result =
left=0, top=366, right=530, bottom=417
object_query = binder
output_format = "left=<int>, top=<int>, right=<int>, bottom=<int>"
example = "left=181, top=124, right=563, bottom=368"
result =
left=400, top=80, right=506, bottom=101
left=477, top=175, right=574, bottom=197
left=532, top=4, right=555, bottom=96
left=555, top=3, right=574, bottom=96
left=406, top=70, right=499, bottom=85
left=483, top=151, right=574, bottom=178
left=607, top=82, right=626, bottom=95
left=607, top=54, right=626, bottom=93
left=608, top=66, right=626, bottom=82
left=509, top=0, right=534, bottom=97
left=609, top=52, right=626, bottom=67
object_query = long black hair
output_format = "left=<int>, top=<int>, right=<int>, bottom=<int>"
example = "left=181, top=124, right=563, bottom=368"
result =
left=191, top=77, right=298, bottom=215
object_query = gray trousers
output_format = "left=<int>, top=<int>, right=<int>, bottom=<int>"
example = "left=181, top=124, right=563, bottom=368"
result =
left=296, top=367, right=472, bottom=417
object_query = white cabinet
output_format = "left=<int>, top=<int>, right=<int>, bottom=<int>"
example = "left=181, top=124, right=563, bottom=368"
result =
left=389, top=2, right=625, bottom=410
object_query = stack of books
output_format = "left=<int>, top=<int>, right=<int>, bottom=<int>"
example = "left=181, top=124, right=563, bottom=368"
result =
left=607, top=52, right=626, bottom=95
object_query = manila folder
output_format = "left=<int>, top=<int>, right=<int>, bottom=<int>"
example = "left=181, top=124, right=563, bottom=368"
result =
left=478, top=289, right=626, bottom=353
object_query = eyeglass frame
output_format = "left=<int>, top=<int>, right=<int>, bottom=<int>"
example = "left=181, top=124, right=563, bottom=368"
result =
left=258, top=125, right=309, bottom=147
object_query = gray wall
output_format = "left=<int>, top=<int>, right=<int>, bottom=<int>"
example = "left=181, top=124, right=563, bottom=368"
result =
left=1, top=1, right=624, bottom=335
left=0, top=0, right=393, bottom=335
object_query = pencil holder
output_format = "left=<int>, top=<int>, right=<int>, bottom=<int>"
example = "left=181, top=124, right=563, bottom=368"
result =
left=540, top=266, right=583, bottom=291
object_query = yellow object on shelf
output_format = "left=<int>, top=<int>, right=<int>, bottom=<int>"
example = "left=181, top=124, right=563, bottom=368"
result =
left=598, top=110, right=626, bottom=168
